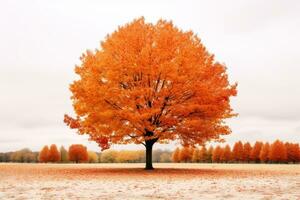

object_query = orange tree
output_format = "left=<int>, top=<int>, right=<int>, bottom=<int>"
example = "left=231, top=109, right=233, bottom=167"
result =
left=259, top=142, right=270, bottom=163
left=242, top=142, right=252, bottom=163
left=250, top=141, right=263, bottom=163
left=221, top=144, right=232, bottom=163
left=48, top=144, right=61, bottom=163
left=172, top=147, right=180, bottom=163
left=64, top=18, right=237, bottom=169
left=39, top=145, right=49, bottom=163
left=212, top=145, right=222, bottom=163
left=285, top=143, right=300, bottom=163
left=68, top=144, right=88, bottom=163
left=269, top=140, right=287, bottom=163
left=179, top=146, right=192, bottom=163
left=232, top=141, right=243, bottom=162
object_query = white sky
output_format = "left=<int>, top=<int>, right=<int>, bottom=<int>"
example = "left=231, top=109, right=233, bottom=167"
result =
left=0, top=0, right=300, bottom=152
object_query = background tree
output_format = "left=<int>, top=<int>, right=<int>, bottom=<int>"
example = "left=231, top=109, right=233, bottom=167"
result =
left=172, top=147, right=180, bottom=163
left=220, top=145, right=231, bottom=163
left=269, top=140, right=287, bottom=163
left=152, top=149, right=164, bottom=163
left=243, top=142, right=252, bottom=163
left=97, top=152, right=101, bottom=163
left=218, top=147, right=225, bottom=163
left=179, top=146, right=192, bottom=163
left=299, top=147, right=300, bottom=162
left=68, top=144, right=88, bottom=163
left=160, top=152, right=172, bottom=162
left=232, top=141, right=243, bottom=162
left=0, top=153, right=8, bottom=162
left=138, top=150, right=146, bottom=163
left=293, top=143, right=300, bottom=162
left=199, top=146, right=208, bottom=163
left=48, top=144, right=60, bottom=163
left=88, top=151, right=99, bottom=163
left=207, top=146, right=214, bottom=163
left=285, top=143, right=300, bottom=163
left=212, top=145, right=222, bottom=163
left=100, top=150, right=118, bottom=163
left=191, top=148, right=200, bottom=163
left=259, top=142, right=270, bottom=163
left=10, top=148, right=37, bottom=163
left=116, top=150, right=144, bottom=163
left=250, top=141, right=263, bottom=163
left=39, top=145, right=49, bottom=163
left=60, top=146, right=69, bottom=163
left=64, top=17, right=237, bottom=169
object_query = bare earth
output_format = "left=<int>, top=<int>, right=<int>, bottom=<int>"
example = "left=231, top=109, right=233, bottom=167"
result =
left=0, top=163, right=299, bottom=200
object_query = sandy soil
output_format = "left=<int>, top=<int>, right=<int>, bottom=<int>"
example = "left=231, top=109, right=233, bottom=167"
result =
left=0, top=163, right=299, bottom=199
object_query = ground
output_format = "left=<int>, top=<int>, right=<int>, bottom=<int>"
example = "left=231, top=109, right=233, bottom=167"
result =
left=0, top=163, right=299, bottom=200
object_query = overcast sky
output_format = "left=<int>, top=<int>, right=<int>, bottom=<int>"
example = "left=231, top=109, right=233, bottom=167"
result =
left=0, top=0, right=300, bottom=152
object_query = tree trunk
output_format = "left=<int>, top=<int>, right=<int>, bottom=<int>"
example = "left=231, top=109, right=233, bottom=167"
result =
left=145, top=139, right=156, bottom=170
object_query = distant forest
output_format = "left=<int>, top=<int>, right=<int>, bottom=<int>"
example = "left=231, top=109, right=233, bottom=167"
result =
left=0, top=140, right=299, bottom=164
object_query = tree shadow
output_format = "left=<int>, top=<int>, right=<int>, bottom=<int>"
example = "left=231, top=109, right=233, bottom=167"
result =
left=65, top=167, right=244, bottom=178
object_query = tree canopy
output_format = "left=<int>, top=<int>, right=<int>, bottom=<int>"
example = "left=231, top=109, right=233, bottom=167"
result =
left=64, top=17, right=237, bottom=169
left=68, top=144, right=88, bottom=163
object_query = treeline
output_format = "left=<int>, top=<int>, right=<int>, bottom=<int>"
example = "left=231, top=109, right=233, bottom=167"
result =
left=38, top=144, right=89, bottom=163
left=0, top=144, right=91, bottom=163
left=0, top=148, right=39, bottom=163
left=1, top=140, right=299, bottom=164
left=0, top=144, right=172, bottom=163
left=99, top=149, right=172, bottom=163
left=172, top=140, right=300, bottom=163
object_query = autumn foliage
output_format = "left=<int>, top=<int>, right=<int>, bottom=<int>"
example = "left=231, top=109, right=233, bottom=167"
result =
left=285, top=143, right=300, bottom=163
left=259, top=142, right=270, bottom=163
left=179, top=146, right=192, bottom=162
left=48, top=144, right=60, bottom=163
left=191, top=148, right=200, bottom=162
left=250, top=141, right=263, bottom=163
left=88, top=151, right=99, bottom=163
left=172, top=148, right=180, bottom=163
left=199, top=146, right=209, bottom=162
left=242, top=142, right=252, bottom=162
left=39, top=145, right=49, bottom=163
left=2, top=141, right=299, bottom=164
left=171, top=140, right=300, bottom=163
left=269, top=140, right=287, bottom=163
left=220, top=145, right=232, bottom=162
left=212, top=146, right=222, bottom=163
left=39, top=144, right=60, bottom=163
left=64, top=17, right=237, bottom=169
left=232, top=141, right=243, bottom=162
left=68, top=144, right=88, bottom=163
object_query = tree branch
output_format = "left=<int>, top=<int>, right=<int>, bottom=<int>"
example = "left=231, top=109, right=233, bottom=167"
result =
left=104, top=99, right=122, bottom=110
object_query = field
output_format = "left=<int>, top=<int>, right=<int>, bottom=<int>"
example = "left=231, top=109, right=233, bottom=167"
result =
left=0, top=163, right=299, bottom=199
